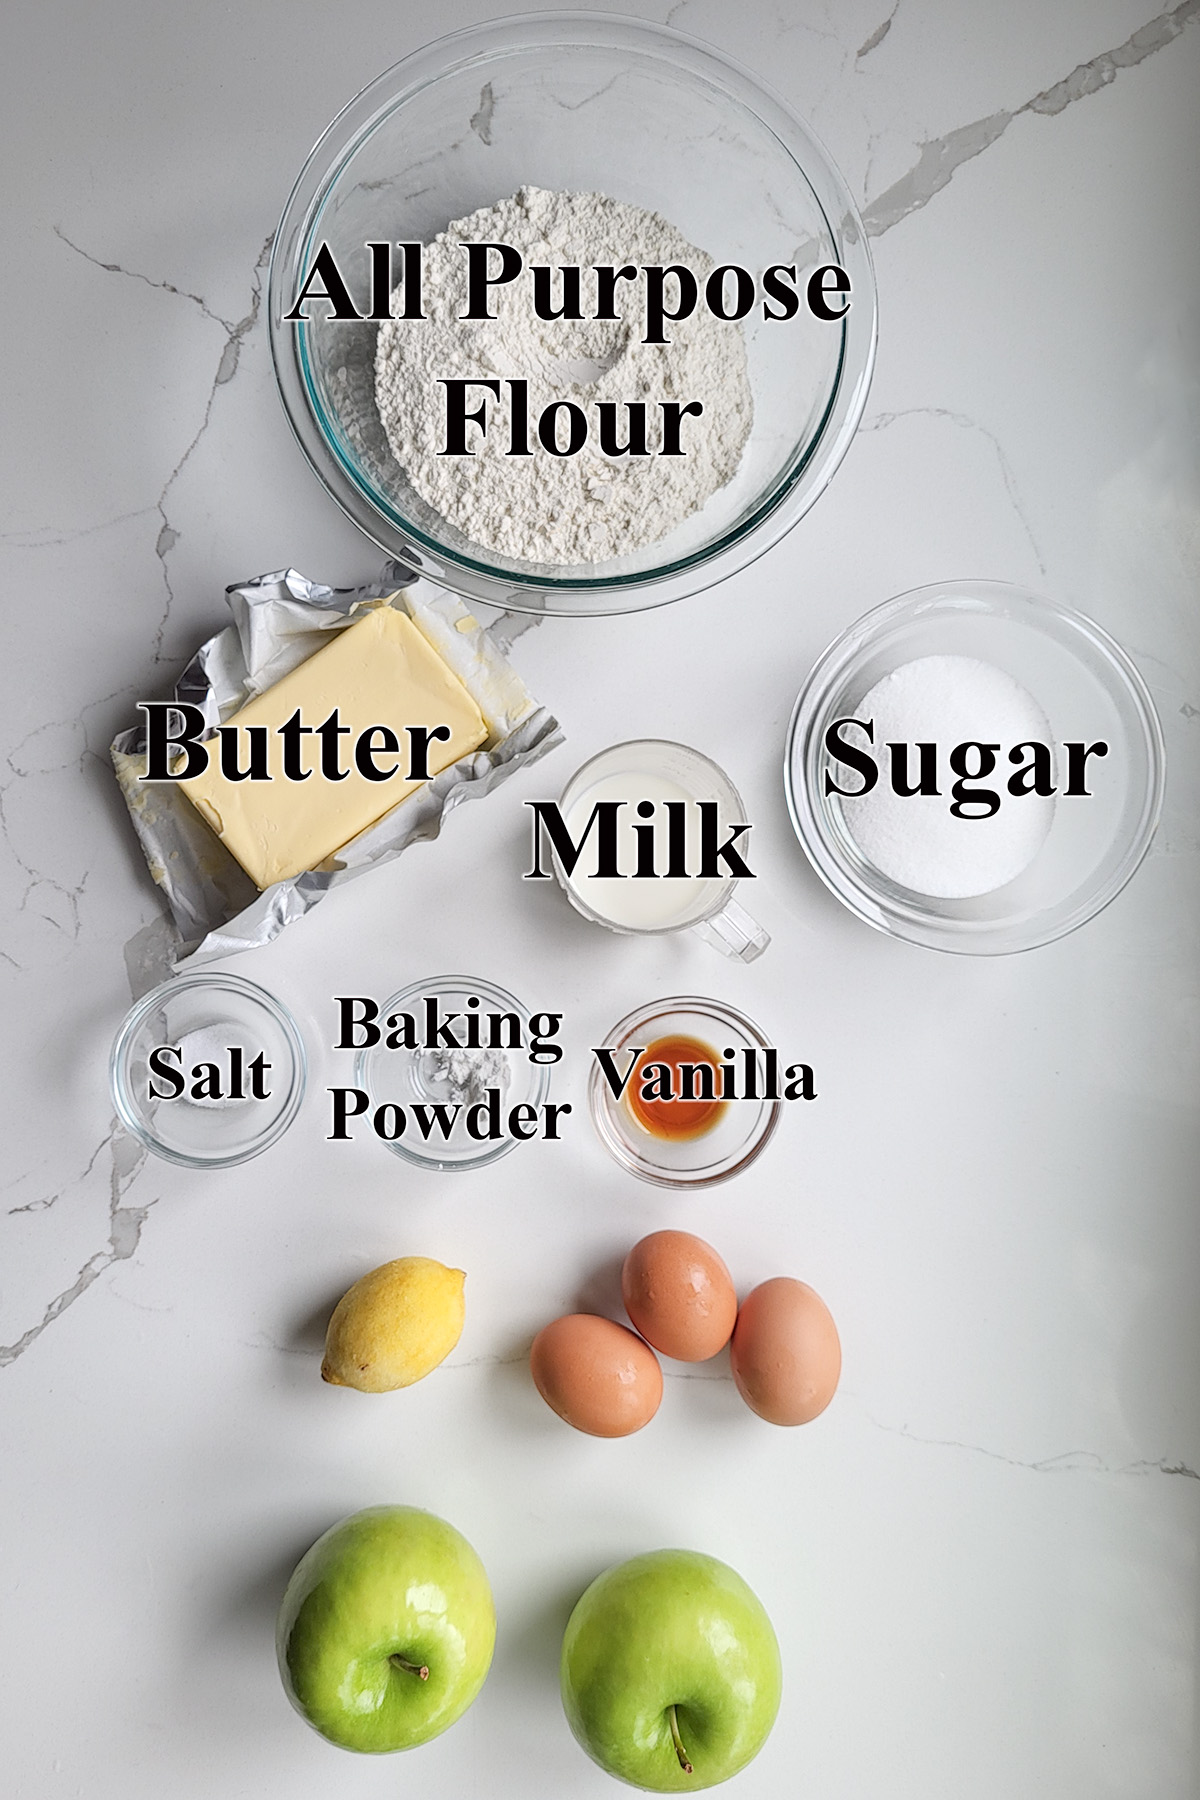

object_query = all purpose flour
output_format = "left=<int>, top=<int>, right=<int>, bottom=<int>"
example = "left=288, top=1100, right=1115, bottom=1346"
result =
left=374, top=186, right=753, bottom=565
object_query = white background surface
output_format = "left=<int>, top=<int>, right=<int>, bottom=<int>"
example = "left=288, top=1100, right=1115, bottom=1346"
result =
left=2, top=2, right=1199, bottom=1796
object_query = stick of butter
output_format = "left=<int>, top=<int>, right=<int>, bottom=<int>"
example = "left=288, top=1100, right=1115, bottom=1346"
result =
left=179, top=605, right=487, bottom=889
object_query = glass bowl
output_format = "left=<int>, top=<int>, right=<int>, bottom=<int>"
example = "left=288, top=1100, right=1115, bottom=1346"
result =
left=110, top=973, right=307, bottom=1168
left=355, top=974, right=552, bottom=1170
left=268, top=12, right=876, bottom=617
left=589, top=996, right=780, bottom=1187
left=784, top=582, right=1165, bottom=954
left=549, top=739, right=770, bottom=961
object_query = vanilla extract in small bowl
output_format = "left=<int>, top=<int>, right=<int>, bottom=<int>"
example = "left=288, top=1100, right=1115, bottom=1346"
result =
left=590, top=998, right=794, bottom=1188
left=623, top=1035, right=726, bottom=1143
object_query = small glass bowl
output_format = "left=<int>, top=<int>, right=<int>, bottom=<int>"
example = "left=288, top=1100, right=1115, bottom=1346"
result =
left=784, top=581, right=1165, bottom=955
left=355, top=975, right=552, bottom=1171
left=268, top=12, right=876, bottom=617
left=110, top=973, right=307, bottom=1168
left=589, top=996, right=780, bottom=1187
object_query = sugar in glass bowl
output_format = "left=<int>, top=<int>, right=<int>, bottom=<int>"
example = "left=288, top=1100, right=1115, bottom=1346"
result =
left=784, top=581, right=1165, bottom=955
left=268, top=12, right=876, bottom=617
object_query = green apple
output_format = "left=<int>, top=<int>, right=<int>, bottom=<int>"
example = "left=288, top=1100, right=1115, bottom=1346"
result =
left=276, top=1505, right=495, bottom=1753
left=560, top=1549, right=782, bottom=1791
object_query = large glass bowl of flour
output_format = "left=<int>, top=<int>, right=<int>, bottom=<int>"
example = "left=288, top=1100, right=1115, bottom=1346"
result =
left=268, top=13, right=876, bottom=617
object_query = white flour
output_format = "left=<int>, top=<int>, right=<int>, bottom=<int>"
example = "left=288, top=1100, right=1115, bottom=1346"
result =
left=374, top=186, right=753, bottom=565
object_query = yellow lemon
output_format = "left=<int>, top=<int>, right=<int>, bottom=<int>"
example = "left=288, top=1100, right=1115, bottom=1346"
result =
left=321, top=1257, right=466, bottom=1392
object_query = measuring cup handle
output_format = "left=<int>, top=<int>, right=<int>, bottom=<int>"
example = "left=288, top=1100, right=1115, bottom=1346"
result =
left=691, top=895, right=770, bottom=963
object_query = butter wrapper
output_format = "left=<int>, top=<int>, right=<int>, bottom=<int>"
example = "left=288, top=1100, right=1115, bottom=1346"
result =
left=111, top=565, right=562, bottom=966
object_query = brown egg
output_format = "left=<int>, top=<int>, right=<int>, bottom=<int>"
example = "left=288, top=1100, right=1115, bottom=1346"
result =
left=621, top=1230, right=738, bottom=1363
left=530, top=1314, right=663, bottom=1437
left=730, top=1277, right=841, bottom=1425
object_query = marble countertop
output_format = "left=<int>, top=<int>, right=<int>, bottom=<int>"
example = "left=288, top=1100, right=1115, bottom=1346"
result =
left=2, top=3, right=1198, bottom=1795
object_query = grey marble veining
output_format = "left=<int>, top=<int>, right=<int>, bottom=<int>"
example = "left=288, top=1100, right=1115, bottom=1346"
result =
left=862, top=0, right=1200, bottom=234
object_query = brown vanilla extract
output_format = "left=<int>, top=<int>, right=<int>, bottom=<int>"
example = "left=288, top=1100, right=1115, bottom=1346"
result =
left=624, top=1035, right=726, bottom=1142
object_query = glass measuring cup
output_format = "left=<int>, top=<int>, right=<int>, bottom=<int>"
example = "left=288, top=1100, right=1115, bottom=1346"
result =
left=547, top=740, right=769, bottom=962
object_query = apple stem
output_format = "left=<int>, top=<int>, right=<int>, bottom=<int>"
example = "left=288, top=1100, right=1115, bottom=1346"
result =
left=668, top=1705, right=693, bottom=1775
left=389, top=1654, right=429, bottom=1681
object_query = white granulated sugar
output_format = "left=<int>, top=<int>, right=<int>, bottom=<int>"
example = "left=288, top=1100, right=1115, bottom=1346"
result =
left=374, top=186, right=753, bottom=565
left=841, top=655, right=1055, bottom=899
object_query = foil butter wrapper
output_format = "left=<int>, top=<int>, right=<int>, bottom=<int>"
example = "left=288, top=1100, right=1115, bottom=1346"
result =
left=111, top=565, right=563, bottom=967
